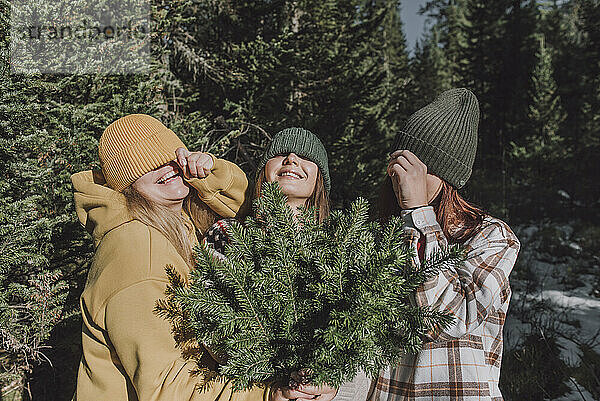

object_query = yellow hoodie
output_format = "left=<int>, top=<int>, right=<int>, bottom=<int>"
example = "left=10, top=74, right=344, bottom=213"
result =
left=72, top=157, right=269, bottom=401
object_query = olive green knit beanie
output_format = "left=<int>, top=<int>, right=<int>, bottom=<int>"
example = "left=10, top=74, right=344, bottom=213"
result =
left=258, top=127, right=331, bottom=193
left=391, top=88, right=479, bottom=189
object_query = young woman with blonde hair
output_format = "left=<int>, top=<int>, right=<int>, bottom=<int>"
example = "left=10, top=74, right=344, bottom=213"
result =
left=71, top=114, right=270, bottom=400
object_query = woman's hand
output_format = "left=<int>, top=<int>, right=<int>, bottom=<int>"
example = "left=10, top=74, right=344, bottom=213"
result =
left=270, top=383, right=337, bottom=401
left=175, top=147, right=214, bottom=179
left=387, top=149, right=429, bottom=210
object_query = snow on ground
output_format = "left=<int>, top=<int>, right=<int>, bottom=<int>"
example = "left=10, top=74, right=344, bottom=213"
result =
left=505, top=223, right=600, bottom=400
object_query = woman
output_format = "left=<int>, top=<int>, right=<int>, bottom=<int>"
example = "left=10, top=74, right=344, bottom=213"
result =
left=255, top=126, right=330, bottom=220
left=370, top=88, right=520, bottom=401
left=71, top=114, right=269, bottom=400
left=205, top=127, right=340, bottom=401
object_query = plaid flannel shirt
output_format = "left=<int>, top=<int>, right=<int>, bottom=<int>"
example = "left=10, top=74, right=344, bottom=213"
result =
left=369, top=206, right=520, bottom=401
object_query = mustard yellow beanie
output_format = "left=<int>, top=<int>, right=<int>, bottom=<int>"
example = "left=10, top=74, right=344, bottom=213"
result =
left=98, top=114, right=186, bottom=192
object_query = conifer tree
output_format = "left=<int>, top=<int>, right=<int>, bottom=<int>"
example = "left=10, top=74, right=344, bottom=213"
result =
left=510, top=36, right=567, bottom=215
left=380, top=1, right=412, bottom=127
left=527, top=37, right=566, bottom=145
left=420, top=0, right=470, bottom=86
left=544, top=0, right=585, bottom=154
left=458, top=0, right=514, bottom=214
left=0, top=70, right=165, bottom=398
left=159, top=183, right=459, bottom=391
left=157, top=0, right=412, bottom=208
left=0, top=1, right=175, bottom=395
left=462, top=0, right=508, bottom=156
left=409, top=27, right=452, bottom=108
left=500, top=0, right=539, bottom=141
left=574, top=0, right=600, bottom=204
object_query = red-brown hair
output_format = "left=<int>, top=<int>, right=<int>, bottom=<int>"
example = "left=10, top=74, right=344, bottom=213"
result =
left=253, top=168, right=330, bottom=223
left=378, top=177, right=486, bottom=244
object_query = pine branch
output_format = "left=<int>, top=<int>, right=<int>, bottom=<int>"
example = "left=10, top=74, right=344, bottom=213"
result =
left=161, top=184, right=459, bottom=390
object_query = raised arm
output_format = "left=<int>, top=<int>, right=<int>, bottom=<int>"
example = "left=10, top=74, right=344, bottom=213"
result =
left=175, top=149, right=249, bottom=218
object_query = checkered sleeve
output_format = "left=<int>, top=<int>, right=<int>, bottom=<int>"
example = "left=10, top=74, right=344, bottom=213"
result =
left=401, top=207, right=520, bottom=342
left=401, top=206, right=449, bottom=264
left=203, top=218, right=237, bottom=259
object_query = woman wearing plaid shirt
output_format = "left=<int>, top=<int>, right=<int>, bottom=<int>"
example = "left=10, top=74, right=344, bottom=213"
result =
left=368, top=89, right=520, bottom=401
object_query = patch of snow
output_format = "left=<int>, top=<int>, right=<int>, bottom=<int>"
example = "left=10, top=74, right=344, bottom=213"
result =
left=558, top=189, right=571, bottom=200
left=505, top=221, right=600, bottom=399
left=555, top=224, right=574, bottom=238
left=517, top=225, right=539, bottom=241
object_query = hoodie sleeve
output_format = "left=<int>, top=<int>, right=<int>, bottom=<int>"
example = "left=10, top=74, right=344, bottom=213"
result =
left=185, top=155, right=249, bottom=218
left=104, top=278, right=269, bottom=401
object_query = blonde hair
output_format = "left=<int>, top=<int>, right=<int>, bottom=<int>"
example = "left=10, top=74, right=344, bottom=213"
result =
left=253, top=168, right=330, bottom=222
left=122, top=187, right=219, bottom=267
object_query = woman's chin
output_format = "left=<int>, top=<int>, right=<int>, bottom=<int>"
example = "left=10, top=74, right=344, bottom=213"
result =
left=276, top=177, right=303, bottom=188
left=162, top=183, right=190, bottom=202
left=172, top=188, right=190, bottom=201
left=276, top=184, right=311, bottom=201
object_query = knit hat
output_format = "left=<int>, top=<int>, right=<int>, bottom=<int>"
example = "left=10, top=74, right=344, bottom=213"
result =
left=258, top=127, right=331, bottom=193
left=391, top=88, right=479, bottom=189
left=98, top=114, right=186, bottom=192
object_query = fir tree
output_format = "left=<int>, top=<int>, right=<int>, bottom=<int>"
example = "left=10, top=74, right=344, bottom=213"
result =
left=409, top=27, right=452, bottom=108
left=574, top=0, right=600, bottom=204
left=459, top=0, right=513, bottom=215
left=500, top=0, right=539, bottom=142
left=159, top=183, right=460, bottom=391
left=462, top=0, right=509, bottom=151
left=0, top=1, right=177, bottom=395
left=0, top=70, right=163, bottom=397
left=509, top=35, right=567, bottom=216
left=157, top=0, right=412, bottom=208
left=380, top=0, right=412, bottom=127
left=420, top=0, right=470, bottom=86
left=527, top=37, right=566, bottom=144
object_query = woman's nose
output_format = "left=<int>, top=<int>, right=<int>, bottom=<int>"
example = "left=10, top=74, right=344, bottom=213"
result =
left=283, top=153, right=299, bottom=165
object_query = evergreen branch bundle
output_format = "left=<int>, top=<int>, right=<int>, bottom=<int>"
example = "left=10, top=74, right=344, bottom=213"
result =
left=160, top=182, right=458, bottom=391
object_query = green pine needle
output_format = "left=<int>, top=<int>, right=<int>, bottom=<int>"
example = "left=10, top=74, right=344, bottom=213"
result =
left=163, top=182, right=462, bottom=391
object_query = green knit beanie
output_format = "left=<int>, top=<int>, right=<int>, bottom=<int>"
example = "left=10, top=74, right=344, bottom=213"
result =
left=258, top=127, right=331, bottom=193
left=391, top=88, right=479, bottom=189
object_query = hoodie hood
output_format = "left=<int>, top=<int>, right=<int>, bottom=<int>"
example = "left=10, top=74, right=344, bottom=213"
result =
left=72, top=170, right=133, bottom=248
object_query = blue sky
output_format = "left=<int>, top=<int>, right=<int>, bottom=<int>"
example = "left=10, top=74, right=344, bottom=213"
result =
left=400, top=0, right=429, bottom=53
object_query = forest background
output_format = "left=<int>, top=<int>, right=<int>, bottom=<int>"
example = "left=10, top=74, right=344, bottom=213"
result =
left=1, top=0, right=599, bottom=400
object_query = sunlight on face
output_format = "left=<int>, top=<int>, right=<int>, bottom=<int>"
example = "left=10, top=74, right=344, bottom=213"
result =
left=132, top=161, right=190, bottom=210
left=264, top=153, right=318, bottom=204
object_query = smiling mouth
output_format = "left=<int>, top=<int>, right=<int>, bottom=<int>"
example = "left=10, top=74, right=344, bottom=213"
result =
left=279, top=171, right=303, bottom=180
left=157, top=170, right=181, bottom=184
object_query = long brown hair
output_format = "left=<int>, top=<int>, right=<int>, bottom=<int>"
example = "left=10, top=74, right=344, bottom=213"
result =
left=122, top=186, right=219, bottom=267
left=378, top=177, right=486, bottom=244
left=253, top=168, right=330, bottom=222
